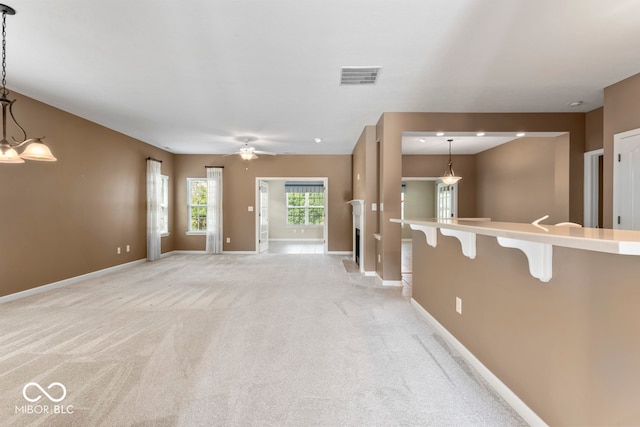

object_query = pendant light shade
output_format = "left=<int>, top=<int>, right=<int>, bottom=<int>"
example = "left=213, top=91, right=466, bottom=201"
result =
left=0, top=4, right=57, bottom=164
left=439, top=139, right=461, bottom=185
left=0, top=143, right=23, bottom=163
left=19, top=138, right=58, bottom=161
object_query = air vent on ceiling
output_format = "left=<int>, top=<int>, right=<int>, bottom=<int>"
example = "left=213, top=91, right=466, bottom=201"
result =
left=340, top=66, right=381, bottom=85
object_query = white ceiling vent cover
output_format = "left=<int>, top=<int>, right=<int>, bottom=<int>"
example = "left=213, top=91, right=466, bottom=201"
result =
left=340, top=66, right=381, bottom=85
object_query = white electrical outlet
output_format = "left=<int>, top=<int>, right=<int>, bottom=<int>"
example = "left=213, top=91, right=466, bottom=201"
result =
left=248, top=206, right=254, bottom=212
left=126, top=245, right=130, bottom=252
left=378, top=254, right=381, bottom=263
left=371, top=203, right=377, bottom=211
left=226, top=237, right=230, bottom=243
left=456, top=297, right=462, bottom=314
left=117, top=247, right=121, bottom=255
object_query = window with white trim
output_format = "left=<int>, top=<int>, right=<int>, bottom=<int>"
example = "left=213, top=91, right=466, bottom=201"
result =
left=160, top=175, right=169, bottom=235
left=285, top=182, right=325, bottom=226
left=187, top=178, right=208, bottom=232
left=436, top=182, right=457, bottom=218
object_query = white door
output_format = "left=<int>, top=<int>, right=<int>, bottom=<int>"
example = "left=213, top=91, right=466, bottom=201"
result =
left=259, top=181, right=269, bottom=252
left=614, top=128, right=640, bottom=230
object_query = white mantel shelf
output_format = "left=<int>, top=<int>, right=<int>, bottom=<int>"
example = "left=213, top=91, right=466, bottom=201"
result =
left=391, top=218, right=640, bottom=283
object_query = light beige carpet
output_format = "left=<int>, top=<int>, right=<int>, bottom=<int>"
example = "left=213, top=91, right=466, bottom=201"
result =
left=0, top=254, right=526, bottom=426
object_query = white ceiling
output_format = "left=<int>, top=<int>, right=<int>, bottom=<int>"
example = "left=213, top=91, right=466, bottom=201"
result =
left=6, top=1, right=640, bottom=155
left=402, top=132, right=566, bottom=155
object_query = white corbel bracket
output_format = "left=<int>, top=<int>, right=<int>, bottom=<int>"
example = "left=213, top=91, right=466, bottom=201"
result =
left=440, top=228, right=476, bottom=259
left=496, top=237, right=553, bottom=283
left=410, top=225, right=477, bottom=259
left=410, top=224, right=437, bottom=248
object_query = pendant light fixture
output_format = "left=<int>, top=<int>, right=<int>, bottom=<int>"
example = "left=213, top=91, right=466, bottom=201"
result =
left=439, top=139, right=461, bottom=185
left=0, top=4, right=56, bottom=164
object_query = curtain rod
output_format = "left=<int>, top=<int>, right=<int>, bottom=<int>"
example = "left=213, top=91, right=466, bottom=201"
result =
left=146, top=157, right=162, bottom=163
left=205, top=166, right=224, bottom=168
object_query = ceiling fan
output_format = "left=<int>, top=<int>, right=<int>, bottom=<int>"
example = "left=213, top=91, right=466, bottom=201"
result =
left=226, top=136, right=276, bottom=160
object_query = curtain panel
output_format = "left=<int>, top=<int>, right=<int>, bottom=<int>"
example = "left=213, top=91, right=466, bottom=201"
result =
left=206, top=166, right=223, bottom=254
left=146, top=158, right=162, bottom=261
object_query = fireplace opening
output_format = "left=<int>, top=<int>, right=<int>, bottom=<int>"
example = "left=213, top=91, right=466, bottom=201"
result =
left=355, top=228, right=361, bottom=265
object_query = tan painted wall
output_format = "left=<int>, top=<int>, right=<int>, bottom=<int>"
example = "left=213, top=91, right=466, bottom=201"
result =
left=174, top=154, right=352, bottom=252
left=412, top=231, right=640, bottom=425
left=586, top=107, right=604, bottom=152
left=377, top=112, right=585, bottom=281
left=603, top=72, right=640, bottom=227
left=0, top=92, right=175, bottom=298
left=352, top=126, right=378, bottom=272
left=401, top=181, right=436, bottom=239
left=475, top=135, right=570, bottom=224
left=402, top=154, right=477, bottom=217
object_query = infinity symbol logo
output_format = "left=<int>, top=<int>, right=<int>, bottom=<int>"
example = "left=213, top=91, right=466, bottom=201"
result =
left=22, top=382, right=67, bottom=403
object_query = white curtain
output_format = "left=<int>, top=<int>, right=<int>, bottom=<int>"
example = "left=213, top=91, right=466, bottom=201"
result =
left=206, top=166, right=223, bottom=254
left=146, top=159, right=162, bottom=261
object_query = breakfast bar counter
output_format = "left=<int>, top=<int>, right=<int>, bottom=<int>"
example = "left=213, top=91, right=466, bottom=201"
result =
left=391, top=217, right=640, bottom=426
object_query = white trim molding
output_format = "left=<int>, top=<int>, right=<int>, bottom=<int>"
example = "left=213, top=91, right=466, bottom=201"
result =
left=411, top=298, right=548, bottom=427
left=0, top=259, right=146, bottom=305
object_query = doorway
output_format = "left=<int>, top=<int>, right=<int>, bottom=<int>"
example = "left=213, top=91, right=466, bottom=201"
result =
left=614, top=129, right=640, bottom=230
left=256, top=177, right=328, bottom=254
left=584, top=149, right=604, bottom=228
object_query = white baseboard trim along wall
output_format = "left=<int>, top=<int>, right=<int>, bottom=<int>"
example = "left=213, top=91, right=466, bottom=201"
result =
left=0, top=259, right=147, bottom=305
left=410, top=298, right=548, bottom=427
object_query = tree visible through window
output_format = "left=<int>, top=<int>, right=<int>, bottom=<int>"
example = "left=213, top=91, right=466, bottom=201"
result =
left=188, top=178, right=208, bottom=232
left=287, top=192, right=325, bottom=225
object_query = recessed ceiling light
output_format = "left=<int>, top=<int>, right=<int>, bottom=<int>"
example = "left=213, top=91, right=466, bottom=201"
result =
left=314, top=138, right=322, bottom=143
left=516, top=132, right=526, bottom=137
left=476, top=132, right=485, bottom=137
left=436, top=132, right=445, bottom=136
left=419, top=138, right=426, bottom=143
left=569, top=101, right=584, bottom=108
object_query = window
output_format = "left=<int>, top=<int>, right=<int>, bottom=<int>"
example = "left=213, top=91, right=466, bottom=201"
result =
left=187, top=178, right=208, bottom=232
left=436, top=182, right=457, bottom=218
left=160, top=175, right=169, bottom=235
left=285, top=182, right=325, bottom=226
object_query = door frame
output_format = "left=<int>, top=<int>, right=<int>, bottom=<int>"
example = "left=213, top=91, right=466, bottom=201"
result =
left=584, top=148, right=603, bottom=228
left=613, top=128, right=640, bottom=229
left=255, top=177, right=329, bottom=254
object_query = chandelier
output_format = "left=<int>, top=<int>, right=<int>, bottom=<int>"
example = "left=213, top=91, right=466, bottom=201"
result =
left=0, top=4, right=56, bottom=163
left=439, top=139, right=461, bottom=185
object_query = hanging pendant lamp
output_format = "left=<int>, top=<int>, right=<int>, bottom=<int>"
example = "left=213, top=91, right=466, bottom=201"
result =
left=439, top=139, right=461, bottom=185
left=0, top=4, right=56, bottom=164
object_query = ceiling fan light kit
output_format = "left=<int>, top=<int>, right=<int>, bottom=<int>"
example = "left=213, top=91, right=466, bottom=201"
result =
left=228, top=136, right=276, bottom=160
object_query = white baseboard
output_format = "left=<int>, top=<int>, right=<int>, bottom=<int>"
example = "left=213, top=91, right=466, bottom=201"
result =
left=268, top=238, right=324, bottom=242
left=328, top=251, right=352, bottom=255
left=375, top=273, right=403, bottom=287
left=410, top=298, right=548, bottom=427
left=223, top=251, right=258, bottom=254
left=0, top=259, right=146, bottom=305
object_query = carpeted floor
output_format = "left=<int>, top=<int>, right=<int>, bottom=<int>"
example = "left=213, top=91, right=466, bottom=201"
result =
left=0, top=253, right=526, bottom=426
